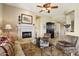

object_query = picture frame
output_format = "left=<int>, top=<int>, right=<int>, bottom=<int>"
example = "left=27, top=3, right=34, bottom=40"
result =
left=21, top=14, right=33, bottom=24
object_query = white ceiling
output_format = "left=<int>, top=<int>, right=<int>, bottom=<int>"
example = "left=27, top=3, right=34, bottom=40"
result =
left=5, top=3, right=79, bottom=17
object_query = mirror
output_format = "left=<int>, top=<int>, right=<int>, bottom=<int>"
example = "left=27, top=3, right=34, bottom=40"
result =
left=65, top=10, right=74, bottom=32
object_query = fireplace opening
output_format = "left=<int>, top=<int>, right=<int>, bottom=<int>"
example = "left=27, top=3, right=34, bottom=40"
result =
left=22, top=32, right=32, bottom=38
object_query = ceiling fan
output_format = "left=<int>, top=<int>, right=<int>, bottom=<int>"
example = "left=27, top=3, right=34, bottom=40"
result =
left=37, top=3, right=58, bottom=13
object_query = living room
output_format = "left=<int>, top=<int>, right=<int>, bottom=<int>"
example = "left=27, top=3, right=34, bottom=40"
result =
left=0, top=3, right=79, bottom=56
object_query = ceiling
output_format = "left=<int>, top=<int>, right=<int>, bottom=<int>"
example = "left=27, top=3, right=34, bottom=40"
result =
left=5, top=3, right=79, bottom=17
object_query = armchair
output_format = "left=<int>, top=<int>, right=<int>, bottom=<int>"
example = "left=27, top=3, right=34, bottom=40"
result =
left=56, top=36, right=78, bottom=56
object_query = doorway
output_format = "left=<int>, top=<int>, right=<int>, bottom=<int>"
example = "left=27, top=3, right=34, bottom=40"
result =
left=46, top=22, right=54, bottom=38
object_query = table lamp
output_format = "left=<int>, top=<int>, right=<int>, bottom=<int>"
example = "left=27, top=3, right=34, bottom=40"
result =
left=0, top=29, right=3, bottom=37
left=5, top=24, right=12, bottom=31
left=5, top=24, right=12, bottom=35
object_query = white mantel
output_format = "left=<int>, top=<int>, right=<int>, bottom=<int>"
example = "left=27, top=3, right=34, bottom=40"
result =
left=17, top=24, right=35, bottom=39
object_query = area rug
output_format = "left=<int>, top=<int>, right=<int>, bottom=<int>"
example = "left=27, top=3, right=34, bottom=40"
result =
left=21, top=42, right=65, bottom=56
left=21, top=43, right=41, bottom=56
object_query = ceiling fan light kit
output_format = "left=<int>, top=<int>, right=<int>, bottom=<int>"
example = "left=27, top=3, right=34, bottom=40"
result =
left=37, top=3, right=58, bottom=13
left=42, top=8, right=46, bottom=10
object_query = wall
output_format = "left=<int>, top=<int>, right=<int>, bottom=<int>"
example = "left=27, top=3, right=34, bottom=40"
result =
left=37, top=16, right=61, bottom=38
left=3, top=4, right=60, bottom=38
left=3, top=4, right=36, bottom=32
left=2, top=4, right=64, bottom=38
left=35, top=16, right=41, bottom=37
left=0, top=4, right=3, bottom=27
left=74, top=9, right=79, bottom=35
left=40, top=16, right=55, bottom=37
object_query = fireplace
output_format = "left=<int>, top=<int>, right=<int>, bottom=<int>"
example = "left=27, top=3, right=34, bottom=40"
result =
left=22, top=32, right=32, bottom=38
left=17, top=24, right=35, bottom=39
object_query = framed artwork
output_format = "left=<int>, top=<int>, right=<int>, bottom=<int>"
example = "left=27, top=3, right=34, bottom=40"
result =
left=21, top=14, right=33, bottom=24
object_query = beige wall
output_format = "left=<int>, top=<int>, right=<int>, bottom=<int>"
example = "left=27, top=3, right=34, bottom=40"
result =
left=0, top=4, right=3, bottom=26
left=3, top=4, right=58, bottom=37
left=3, top=4, right=36, bottom=32
left=2, top=4, right=63, bottom=38
left=36, top=16, right=61, bottom=38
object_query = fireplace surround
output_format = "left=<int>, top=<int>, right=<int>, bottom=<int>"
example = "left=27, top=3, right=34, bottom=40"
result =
left=17, top=24, right=35, bottom=39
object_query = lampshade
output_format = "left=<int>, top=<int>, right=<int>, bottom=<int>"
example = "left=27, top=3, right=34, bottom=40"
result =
left=5, top=24, right=12, bottom=30
left=0, top=29, right=3, bottom=36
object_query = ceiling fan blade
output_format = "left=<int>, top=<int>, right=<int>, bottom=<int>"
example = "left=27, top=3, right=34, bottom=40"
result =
left=51, top=6, right=58, bottom=8
left=39, top=10, right=44, bottom=12
left=37, top=5, right=43, bottom=8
